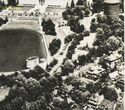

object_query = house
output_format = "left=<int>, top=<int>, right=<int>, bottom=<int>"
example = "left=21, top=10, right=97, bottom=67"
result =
left=85, top=65, right=106, bottom=80
left=104, top=53, right=122, bottom=69
left=87, top=93, right=104, bottom=109
left=109, top=71, right=119, bottom=80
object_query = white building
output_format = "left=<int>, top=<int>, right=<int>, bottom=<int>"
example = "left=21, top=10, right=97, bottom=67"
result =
left=26, top=56, right=39, bottom=70
left=19, top=0, right=40, bottom=6
left=45, top=0, right=67, bottom=7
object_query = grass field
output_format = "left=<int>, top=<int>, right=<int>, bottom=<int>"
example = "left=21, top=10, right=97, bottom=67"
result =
left=0, top=29, right=47, bottom=72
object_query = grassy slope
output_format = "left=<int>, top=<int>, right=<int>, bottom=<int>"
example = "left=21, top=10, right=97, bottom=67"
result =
left=0, top=29, right=47, bottom=72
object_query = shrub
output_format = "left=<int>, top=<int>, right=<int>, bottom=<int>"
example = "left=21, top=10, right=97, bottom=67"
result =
left=84, top=30, right=90, bottom=36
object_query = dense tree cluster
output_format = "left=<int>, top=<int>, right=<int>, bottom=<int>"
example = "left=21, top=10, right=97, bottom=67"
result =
left=76, top=0, right=84, bottom=5
left=90, top=14, right=124, bottom=57
left=92, top=0, right=104, bottom=14
left=67, top=17, right=85, bottom=33
left=41, top=18, right=57, bottom=36
left=49, top=39, right=61, bottom=56
left=99, top=86, right=118, bottom=102
left=7, top=0, right=18, bottom=6
left=0, top=66, right=91, bottom=110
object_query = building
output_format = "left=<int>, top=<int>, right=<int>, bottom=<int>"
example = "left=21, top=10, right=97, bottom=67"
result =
left=85, top=66, right=106, bottom=81
left=104, top=0, right=120, bottom=18
left=18, top=0, right=40, bottom=6
left=104, top=53, right=122, bottom=69
left=86, top=93, right=104, bottom=109
left=26, top=56, right=39, bottom=69
left=45, top=0, right=67, bottom=15
left=45, top=0, right=67, bottom=7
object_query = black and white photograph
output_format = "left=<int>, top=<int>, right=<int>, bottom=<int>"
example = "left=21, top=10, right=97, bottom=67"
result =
left=0, top=0, right=124, bottom=110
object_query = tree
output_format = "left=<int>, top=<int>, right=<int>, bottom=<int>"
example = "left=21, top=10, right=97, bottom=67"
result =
left=78, top=11, right=84, bottom=19
left=71, top=0, right=75, bottom=8
left=92, top=0, right=103, bottom=13
left=42, top=19, right=57, bottom=36
left=84, top=8, right=90, bottom=17
left=49, top=39, right=61, bottom=56
left=78, top=55, right=86, bottom=65
left=0, top=1, right=6, bottom=11
left=76, top=0, right=84, bottom=5
left=70, top=89, right=90, bottom=104
left=96, top=28, right=105, bottom=40
left=62, top=11, right=69, bottom=20
left=90, top=22, right=98, bottom=32
left=8, top=0, right=18, bottom=6
left=61, top=60, right=75, bottom=76
left=84, top=30, right=90, bottom=36
left=106, top=36, right=122, bottom=51
left=97, top=14, right=107, bottom=23
left=119, top=15, right=124, bottom=21
left=100, top=86, right=118, bottom=102
left=64, top=34, right=76, bottom=44
left=98, top=23, right=112, bottom=39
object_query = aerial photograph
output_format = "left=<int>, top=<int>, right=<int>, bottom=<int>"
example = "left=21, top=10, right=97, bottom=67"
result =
left=0, top=0, right=124, bottom=110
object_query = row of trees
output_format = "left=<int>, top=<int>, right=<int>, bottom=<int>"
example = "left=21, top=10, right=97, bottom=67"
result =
left=62, top=6, right=90, bottom=20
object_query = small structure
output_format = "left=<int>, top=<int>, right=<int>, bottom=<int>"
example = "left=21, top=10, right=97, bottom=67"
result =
left=26, top=56, right=39, bottom=69
left=86, top=65, right=106, bottom=80
left=104, top=53, right=122, bottom=69
left=109, top=71, right=119, bottom=80
left=87, top=94, right=103, bottom=109
left=104, top=0, right=120, bottom=18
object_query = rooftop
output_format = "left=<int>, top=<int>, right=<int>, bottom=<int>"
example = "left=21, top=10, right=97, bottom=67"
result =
left=104, top=0, right=120, bottom=4
left=104, top=53, right=122, bottom=62
left=87, top=66, right=105, bottom=75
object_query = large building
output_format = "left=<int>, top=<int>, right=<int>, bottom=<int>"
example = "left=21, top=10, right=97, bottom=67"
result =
left=104, top=0, right=120, bottom=18
left=18, top=0, right=40, bottom=6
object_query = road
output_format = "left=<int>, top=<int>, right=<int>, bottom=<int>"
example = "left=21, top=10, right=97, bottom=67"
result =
left=0, top=87, right=10, bottom=101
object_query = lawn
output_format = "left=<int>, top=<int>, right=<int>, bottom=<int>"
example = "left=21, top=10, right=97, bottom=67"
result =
left=0, top=28, right=47, bottom=72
